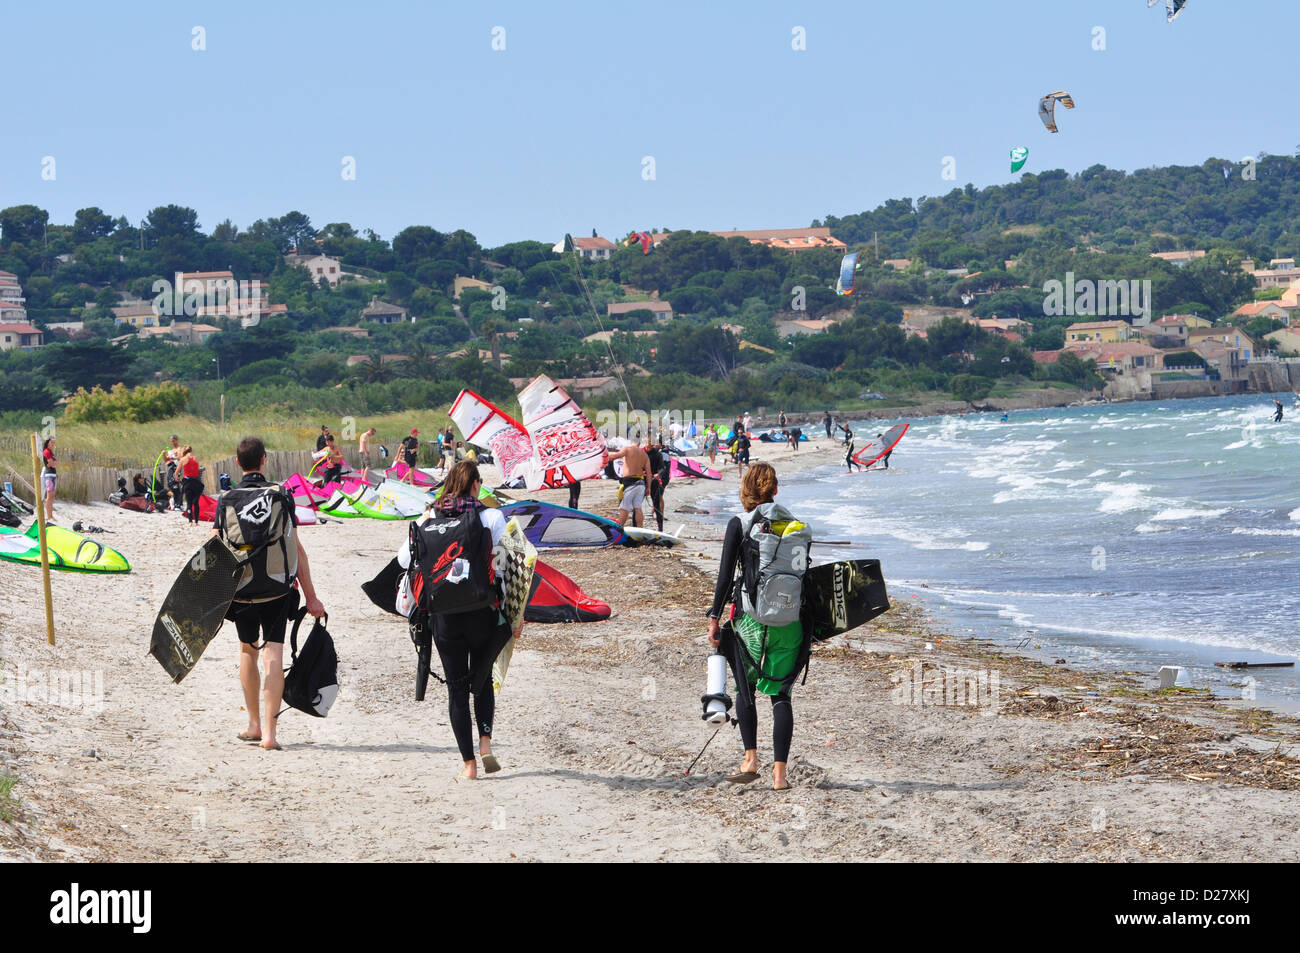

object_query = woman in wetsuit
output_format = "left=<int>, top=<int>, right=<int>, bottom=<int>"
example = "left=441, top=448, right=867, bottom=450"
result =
left=401, top=461, right=515, bottom=780
left=705, top=463, right=808, bottom=791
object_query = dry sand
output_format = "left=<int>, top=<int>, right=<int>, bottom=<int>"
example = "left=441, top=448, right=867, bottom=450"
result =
left=3, top=437, right=1300, bottom=862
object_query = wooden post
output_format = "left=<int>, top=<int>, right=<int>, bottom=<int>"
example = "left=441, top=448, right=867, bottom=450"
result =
left=30, top=433, right=55, bottom=646
left=220, top=393, right=225, bottom=427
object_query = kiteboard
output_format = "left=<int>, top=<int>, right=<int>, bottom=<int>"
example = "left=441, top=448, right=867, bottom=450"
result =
left=802, top=558, right=890, bottom=642
left=622, top=526, right=682, bottom=548
left=148, top=536, right=242, bottom=682
left=491, top=517, right=537, bottom=694
left=0, top=523, right=131, bottom=573
left=852, top=423, right=908, bottom=469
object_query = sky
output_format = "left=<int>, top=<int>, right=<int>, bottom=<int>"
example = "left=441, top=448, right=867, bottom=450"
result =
left=0, top=0, right=1284, bottom=249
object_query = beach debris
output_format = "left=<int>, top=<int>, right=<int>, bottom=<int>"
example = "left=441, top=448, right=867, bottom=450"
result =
left=1157, top=666, right=1183, bottom=689
left=1214, top=661, right=1295, bottom=670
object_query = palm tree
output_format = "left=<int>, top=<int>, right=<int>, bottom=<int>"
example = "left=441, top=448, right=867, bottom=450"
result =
left=357, top=354, right=392, bottom=383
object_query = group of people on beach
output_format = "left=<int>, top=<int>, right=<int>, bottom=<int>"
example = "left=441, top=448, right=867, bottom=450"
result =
left=198, top=424, right=811, bottom=788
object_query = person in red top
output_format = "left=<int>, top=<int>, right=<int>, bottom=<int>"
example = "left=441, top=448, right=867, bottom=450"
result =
left=40, top=437, right=57, bottom=522
left=177, top=445, right=203, bottom=524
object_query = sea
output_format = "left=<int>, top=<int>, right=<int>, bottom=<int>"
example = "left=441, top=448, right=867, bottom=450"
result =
left=700, top=394, right=1300, bottom=704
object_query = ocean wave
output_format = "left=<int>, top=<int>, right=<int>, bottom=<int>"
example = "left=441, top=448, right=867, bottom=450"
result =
left=1095, top=481, right=1157, bottom=514
left=1151, top=507, right=1229, bottom=521
left=1231, top=527, right=1300, bottom=537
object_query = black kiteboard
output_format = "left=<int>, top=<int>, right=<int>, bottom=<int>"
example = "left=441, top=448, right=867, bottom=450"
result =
left=149, top=536, right=242, bottom=683
left=802, top=558, right=890, bottom=642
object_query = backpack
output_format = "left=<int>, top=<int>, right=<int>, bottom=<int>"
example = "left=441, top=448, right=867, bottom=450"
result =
left=736, top=502, right=811, bottom=627
left=408, top=504, right=497, bottom=615
left=281, top=607, right=339, bottom=718
left=216, top=483, right=297, bottom=600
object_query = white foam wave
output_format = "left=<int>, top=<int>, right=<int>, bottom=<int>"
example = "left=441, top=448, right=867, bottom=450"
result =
left=1150, top=507, right=1229, bottom=522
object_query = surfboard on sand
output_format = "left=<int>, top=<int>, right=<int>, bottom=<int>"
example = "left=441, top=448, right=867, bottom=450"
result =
left=802, top=558, right=890, bottom=642
left=492, top=517, right=537, bottom=694
left=622, top=526, right=682, bottom=548
left=149, top=537, right=242, bottom=683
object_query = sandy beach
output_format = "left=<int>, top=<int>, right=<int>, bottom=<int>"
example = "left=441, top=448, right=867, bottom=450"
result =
left=3, top=436, right=1300, bottom=863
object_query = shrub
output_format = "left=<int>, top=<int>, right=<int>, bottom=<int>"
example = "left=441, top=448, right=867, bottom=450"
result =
left=63, top=382, right=191, bottom=424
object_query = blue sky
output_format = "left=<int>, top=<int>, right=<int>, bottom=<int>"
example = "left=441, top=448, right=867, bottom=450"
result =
left=1, top=0, right=1283, bottom=248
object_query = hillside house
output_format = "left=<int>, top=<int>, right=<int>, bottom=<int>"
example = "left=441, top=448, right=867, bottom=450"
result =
left=360, top=296, right=410, bottom=324
left=1065, top=320, right=1132, bottom=344
left=0, top=323, right=43, bottom=350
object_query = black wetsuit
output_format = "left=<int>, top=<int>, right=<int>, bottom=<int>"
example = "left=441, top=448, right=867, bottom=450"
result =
left=707, top=517, right=795, bottom=763
left=1274, top=402, right=1284, bottom=422
left=568, top=480, right=581, bottom=510
left=431, top=604, right=507, bottom=762
left=846, top=441, right=860, bottom=471
left=647, top=447, right=670, bottom=532
left=823, top=414, right=832, bottom=439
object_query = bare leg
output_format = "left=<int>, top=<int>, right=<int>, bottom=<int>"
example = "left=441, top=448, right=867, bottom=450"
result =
left=239, top=643, right=261, bottom=738
left=260, top=643, right=285, bottom=749
left=773, top=761, right=789, bottom=790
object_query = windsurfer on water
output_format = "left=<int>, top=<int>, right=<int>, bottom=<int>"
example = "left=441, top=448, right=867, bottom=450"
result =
left=1273, top=399, right=1284, bottom=423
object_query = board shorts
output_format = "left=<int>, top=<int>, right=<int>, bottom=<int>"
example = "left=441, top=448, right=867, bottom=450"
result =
left=734, top=613, right=804, bottom=696
left=619, top=482, right=646, bottom=513
left=359, top=450, right=371, bottom=467
left=228, top=591, right=300, bottom=646
left=42, top=472, right=57, bottom=495
left=738, top=449, right=750, bottom=464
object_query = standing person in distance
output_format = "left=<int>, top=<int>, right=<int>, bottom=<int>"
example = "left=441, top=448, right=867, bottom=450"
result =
left=358, top=427, right=377, bottom=484
left=177, top=444, right=204, bottom=524
left=606, top=442, right=651, bottom=528
left=39, top=437, right=57, bottom=523
left=400, top=428, right=420, bottom=483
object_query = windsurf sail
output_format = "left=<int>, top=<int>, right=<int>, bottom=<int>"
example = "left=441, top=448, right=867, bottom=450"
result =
left=524, top=561, right=611, bottom=623
left=0, top=523, right=131, bottom=573
left=450, top=389, right=534, bottom=484
left=852, top=423, right=909, bottom=468
left=516, top=375, right=609, bottom=491
left=499, top=501, right=625, bottom=548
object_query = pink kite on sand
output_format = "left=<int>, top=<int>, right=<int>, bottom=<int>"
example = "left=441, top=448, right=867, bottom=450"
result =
left=384, top=463, right=439, bottom=488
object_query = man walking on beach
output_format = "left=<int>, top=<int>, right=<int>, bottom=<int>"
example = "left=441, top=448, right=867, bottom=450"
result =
left=400, top=428, right=420, bottom=482
left=606, top=443, right=650, bottom=528
left=213, top=436, right=325, bottom=751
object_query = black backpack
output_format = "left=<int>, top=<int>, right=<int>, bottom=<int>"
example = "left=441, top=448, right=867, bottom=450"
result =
left=409, top=505, right=497, bottom=615
left=216, top=484, right=297, bottom=600
left=281, top=607, right=339, bottom=718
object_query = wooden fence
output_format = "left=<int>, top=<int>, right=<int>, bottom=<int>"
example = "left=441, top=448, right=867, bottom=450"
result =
left=12, top=448, right=366, bottom=504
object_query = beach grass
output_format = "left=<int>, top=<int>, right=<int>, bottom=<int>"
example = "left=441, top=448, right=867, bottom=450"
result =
left=0, top=408, right=455, bottom=503
left=0, top=770, right=18, bottom=824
